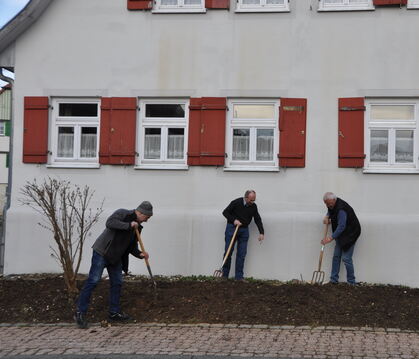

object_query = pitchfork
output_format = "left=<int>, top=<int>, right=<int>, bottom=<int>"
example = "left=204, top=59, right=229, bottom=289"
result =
left=311, top=223, right=329, bottom=285
left=213, top=224, right=240, bottom=277
left=134, top=227, right=157, bottom=290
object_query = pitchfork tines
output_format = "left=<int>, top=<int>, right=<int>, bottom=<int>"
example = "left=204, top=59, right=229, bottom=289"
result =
left=311, top=223, right=329, bottom=285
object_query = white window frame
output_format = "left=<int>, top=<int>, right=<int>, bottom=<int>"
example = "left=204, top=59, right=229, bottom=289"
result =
left=407, top=0, right=419, bottom=9
left=0, top=121, right=5, bottom=136
left=136, top=99, right=189, bottom=170
left=152, top=0, right=206, bottom=13
left=364, top=99, right=419, bottom=174
left=235, top=0, right=289, bottom=13
left=225, top=99, right=279, bottom=172
left=48, top=98, right=100, bottom=168
left=318, top=0, right=374, bottom=11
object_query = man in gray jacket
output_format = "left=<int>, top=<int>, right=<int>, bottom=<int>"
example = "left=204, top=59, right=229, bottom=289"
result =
left=75, top=201, right=153, bottom=329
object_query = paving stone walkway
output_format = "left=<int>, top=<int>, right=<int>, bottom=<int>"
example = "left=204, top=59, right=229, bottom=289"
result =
left=0, top=323, right=418, bottom=359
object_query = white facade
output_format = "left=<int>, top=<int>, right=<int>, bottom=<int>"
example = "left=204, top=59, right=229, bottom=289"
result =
left=1, top=0, right=419, bottom=287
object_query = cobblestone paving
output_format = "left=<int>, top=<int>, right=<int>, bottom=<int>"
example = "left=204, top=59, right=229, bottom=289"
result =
left=0, top=323, right=418, bottom=359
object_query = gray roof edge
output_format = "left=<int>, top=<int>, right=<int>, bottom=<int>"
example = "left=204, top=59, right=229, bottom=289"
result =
left=0, top=0, right=55, bottom=57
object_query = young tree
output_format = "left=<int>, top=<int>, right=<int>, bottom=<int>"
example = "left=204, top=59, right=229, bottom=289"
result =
left=20, top=177, right=103, bottom=297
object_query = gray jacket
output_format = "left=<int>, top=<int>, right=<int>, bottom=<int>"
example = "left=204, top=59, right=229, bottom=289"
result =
left=92, top=208, right=142, bottom=265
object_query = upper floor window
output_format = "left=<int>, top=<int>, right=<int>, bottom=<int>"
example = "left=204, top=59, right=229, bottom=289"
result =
left=365, top=100, right=419, bottom=173
left=49, top=99, right=100, bottom=167
left=318, top=0, right=374, bottom=11
left=0, top=121, right=5, bottom=136
left=236, top=0, right=289, bottom=12
left=408, top=0, right=419, bottom=8
left=225, top=99, right=279, bottom=171
left=153, top=0, right=206, bottom=12
left=137, top=99, right=189, bottom=169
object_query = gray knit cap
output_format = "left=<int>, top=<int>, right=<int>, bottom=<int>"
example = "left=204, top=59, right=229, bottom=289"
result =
left=136, top=201, right=153, bottom=216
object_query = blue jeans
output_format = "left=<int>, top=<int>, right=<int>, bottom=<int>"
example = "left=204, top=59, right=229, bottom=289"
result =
left=222, top=223, right=249, bottom=280
left=77, top=250, right=123, bottom=314
left=331, top=241, right=356, bottom=284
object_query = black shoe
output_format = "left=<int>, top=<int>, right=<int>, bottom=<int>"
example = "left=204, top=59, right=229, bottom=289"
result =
left=108, top=311, right=131, bottom=322
left=74, top=311, right=88, bottom=329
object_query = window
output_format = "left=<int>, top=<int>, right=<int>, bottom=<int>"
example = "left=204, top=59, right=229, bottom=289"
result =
left=318, top=0, right=374, bottom=11
left=0, top=121, right=5, bottom=136
left=153, top=0, right=205, bottom=12
left=408, top=0, right=419, bottom=8
left=365, top=100, right=419, bottom=173
left=236, top=0, right=289, bottom=12
left=138, top=100, right=189, bottom=169
left=225, top=99, right=279, bottom=171
left=50, top=99, right=100, bottom=167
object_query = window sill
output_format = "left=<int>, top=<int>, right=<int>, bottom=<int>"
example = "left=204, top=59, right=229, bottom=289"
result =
left=46, top=163, right=100, bottom=169
left=363, top=168, right=419, bottom=174
left=224, top=166, right=279, bottom=172
left=134, top=164, right=189, bottom=170
left=318, top=6, right=374, bottom=11
left=151, top=8, right=206, bottom=13
left=235, top=7, right=290, bottom=12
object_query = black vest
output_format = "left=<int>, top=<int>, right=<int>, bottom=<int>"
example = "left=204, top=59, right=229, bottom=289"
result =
left=329, top=198, right=361, bottom=250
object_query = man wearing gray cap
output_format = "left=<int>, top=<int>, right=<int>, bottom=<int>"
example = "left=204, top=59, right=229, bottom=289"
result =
left=75, top=201, right=153, bottom=329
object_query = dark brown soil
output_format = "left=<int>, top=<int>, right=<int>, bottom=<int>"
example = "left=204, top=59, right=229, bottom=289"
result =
left=0, top=275, right=418, bottom=330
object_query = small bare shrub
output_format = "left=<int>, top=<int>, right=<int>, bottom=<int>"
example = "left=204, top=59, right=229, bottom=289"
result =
left=20, top=177, right=103, bottom=297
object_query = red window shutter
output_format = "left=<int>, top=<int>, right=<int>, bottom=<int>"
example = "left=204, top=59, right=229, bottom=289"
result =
left=100, top=97, right=137, bottom=165
left=99, top=98, right=111, bottom=164
left=205, top=0, right=230, bottom=9
left=373, top=0, right=407, bottom=5
left=278, top=98, right=307, bottom=168
left=188, top=97, right=227, bottom=166
left=338, top=97, right=366, bottom=168
left=127, top=0, right=153, bottom=10
left=23, top=97, right=49, bottom=163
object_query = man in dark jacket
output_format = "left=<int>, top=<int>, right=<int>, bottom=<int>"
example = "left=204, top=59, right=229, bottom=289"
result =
left=222, top=190, right=264, bottom=280
left=75, top=201, right=153, bottom=329
left=321, top=192, right=361, bottom=285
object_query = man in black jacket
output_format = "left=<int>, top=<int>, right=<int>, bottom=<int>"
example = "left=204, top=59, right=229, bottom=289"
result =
left=222, top=190, right=264, bottom=280
left=321, top=192, right=361, bottom=284
left=75, top=201, right=153, bottom=328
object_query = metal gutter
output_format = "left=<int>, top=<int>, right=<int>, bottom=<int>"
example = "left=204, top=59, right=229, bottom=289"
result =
left=0, top=70, right=13, bottom=274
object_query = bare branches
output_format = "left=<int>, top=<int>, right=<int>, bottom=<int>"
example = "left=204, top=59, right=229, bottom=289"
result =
left=19, top=177, right=104, bottom=295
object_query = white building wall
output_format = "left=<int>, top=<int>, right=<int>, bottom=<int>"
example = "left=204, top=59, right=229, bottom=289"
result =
left=3, top=0, right=419, bottom=286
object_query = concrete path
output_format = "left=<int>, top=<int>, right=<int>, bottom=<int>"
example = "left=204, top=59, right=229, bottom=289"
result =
left=0, top=323, right=418, bottom=359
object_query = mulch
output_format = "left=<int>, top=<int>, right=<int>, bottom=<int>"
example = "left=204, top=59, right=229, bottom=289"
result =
left=0, top=275, right=418, bottom=330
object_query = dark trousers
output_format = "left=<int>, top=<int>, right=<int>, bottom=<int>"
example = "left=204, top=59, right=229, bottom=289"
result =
left=222, top=223, right=249, bottom=280
left=77, top=250, right=123, bottom=314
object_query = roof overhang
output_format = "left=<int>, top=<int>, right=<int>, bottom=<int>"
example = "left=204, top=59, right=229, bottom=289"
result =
left=0, top=0, right=55, bottom=67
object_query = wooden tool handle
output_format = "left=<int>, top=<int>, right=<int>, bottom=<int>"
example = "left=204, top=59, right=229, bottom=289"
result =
left=221, top=224, right=240, bottom=268
left=318, top=223, right=329, bottom=270
left=135, top=227, right=151, bottom=267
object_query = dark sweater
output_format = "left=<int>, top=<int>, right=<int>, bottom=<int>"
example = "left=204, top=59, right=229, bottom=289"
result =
left=222, top=197, right=264, bottom=234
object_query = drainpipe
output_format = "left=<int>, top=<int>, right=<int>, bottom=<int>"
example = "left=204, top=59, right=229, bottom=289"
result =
left=0, top=67, right=14, bottom=274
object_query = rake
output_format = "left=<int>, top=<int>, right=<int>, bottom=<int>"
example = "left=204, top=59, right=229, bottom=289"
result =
left=311, top=223, right=329, bottom=285
left=213, top=224, right=240, bottom=277
left=134, top=227, right=157, bottom=290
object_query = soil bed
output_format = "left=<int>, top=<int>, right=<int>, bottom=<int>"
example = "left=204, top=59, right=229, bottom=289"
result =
left=0, top=275, right=418, bottom=330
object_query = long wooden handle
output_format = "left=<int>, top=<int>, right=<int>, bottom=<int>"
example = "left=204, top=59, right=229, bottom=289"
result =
left=318, top=223, right=329, bottom=270
left=221, top=225, right=240, bottom=268
left=135, top=227, right=151, bottom=269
